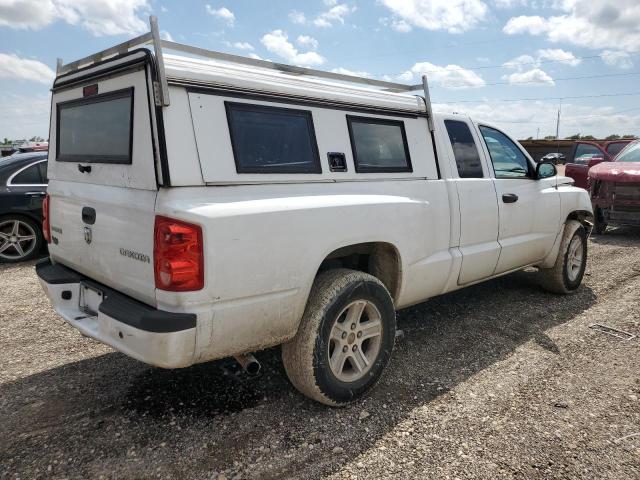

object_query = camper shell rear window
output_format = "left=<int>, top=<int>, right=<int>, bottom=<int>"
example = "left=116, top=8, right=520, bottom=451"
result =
left=56, top=88, right=134, bottom=164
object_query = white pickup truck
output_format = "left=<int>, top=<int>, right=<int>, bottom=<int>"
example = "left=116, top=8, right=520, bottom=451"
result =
left=37, top=17, right=593, bottom=405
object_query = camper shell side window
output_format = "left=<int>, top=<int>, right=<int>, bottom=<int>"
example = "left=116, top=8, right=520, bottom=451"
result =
left=225, top=102, right=322, bottom=174
left=347, top=116, right=412, bottom=173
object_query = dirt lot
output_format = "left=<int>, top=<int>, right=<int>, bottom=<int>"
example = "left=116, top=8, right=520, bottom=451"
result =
left=1, top=228, right=639, bottom=479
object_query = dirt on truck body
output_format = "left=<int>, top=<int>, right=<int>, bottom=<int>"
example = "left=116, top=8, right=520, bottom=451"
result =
left=1, top=229, right=640, bottom=479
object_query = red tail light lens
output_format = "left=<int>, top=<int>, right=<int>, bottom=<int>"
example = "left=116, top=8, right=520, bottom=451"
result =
left=42, top=194, right=51, bottom=244
left=154, top=216, right=204, bottom=291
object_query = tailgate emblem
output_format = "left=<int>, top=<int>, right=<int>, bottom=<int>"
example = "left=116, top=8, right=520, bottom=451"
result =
left=84, top=226, right=92, bottom=244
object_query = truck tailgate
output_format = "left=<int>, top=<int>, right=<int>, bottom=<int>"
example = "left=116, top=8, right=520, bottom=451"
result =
left=46, top=51, right=161, bottom=306
left=48, top=181, right=157, bottom=305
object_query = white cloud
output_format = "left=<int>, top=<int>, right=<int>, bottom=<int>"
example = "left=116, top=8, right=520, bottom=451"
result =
left=500, top=48, right=580, bottom=86
left=231, top=41, right=254, bottom=51
left=381, top=0, right=488, bottom=34
left=0, top=0, right=150, bottom=36
left=434, top=101, right=640, bottom=139
left=409, top=62, right=485, bottom=89
left=492, top=0, right=528, bottom=8
left=160, top=30, right=173, bottom=41
left=313, top=3, right=355, bottom=27
left=297, top=35, right=318, bottom=50
left=0, top=93, right=51, bottom=140
left=289, top=10, right=306, bottom=24
left=247, top=53, right=262, bottom=60
left=503, top=68, right=555, bottom=86
left=290, top=3, right=355, bottom=28
left=503, top=0, right=640, bottom=52
left=536, top=48, right=581, bottom=67
left=0, top=53, right=55, bottom=84
left=601, top=50, right=634, bottom=69
left=331, top=67, right=371, bottom=78
left=205, top=5, right=234, bottom=26
left=503, top=15, right=549, bottom=35
left=260, top=30, right=325, bottom=67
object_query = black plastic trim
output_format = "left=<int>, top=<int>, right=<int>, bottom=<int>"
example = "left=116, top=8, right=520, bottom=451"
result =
left=36, top=259, right=196, bottom=333
left=36, top=258, right=83, bottom=284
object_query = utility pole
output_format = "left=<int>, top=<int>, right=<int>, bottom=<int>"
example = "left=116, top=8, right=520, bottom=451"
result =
left=536, top=127, right=540, bottom=139
left=555, top=101, right=562, bottom=140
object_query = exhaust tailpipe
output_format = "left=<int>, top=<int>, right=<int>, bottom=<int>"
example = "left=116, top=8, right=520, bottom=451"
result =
left=234, top=353, right=261, bottom=375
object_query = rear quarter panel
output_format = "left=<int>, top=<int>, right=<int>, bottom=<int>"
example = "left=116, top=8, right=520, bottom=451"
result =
left=155, top=180, right=453, bottom=361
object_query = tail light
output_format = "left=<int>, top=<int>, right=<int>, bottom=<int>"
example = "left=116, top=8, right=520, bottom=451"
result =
left=42, top=194, right=51, bottom=244
left=154, top=216, right=204, bottom=291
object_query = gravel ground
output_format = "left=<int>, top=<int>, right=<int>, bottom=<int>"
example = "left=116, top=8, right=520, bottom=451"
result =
left=1, top=228, right=639, bottom=479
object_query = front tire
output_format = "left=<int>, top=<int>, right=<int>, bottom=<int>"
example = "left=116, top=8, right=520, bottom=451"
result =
left=539, top=220, right=587, bottom=294
left=282, top=269, right=396, bottom=406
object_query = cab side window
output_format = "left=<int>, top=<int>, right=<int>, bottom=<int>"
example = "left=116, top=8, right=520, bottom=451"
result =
left=445, top=120, right=484, bottom=178
left=479, top=126, right=530, bottom=179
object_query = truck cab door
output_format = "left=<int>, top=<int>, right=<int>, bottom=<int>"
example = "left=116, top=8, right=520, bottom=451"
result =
left=475, top=124, right=560, bottom=274
left=441, top=117, right=500, bottom=285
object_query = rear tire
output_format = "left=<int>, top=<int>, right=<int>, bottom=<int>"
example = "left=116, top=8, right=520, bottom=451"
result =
left=0, top=216, right=43, bottom=263
left=539, top=220, right=587, bottom=294
left=282, top=269, right=396, bottom=406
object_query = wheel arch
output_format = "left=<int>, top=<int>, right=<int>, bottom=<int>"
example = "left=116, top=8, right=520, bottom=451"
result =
left=315, top=241, right=403, bottom=302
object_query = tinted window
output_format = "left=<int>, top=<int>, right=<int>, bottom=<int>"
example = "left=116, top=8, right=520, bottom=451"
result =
left=605, top=142, right=628, bottom=157
left=479, top=126, right=530, bottom=178
left=617, top=142, right=640, bottom=163
left=37, top=161, right=48, bottom=183
left=11, top=162, right=44, bottom=184
left=57, top=88, right=133, bottom=164
left=347, top=116, right=412, bottom=173
left=445, top=120, right=483, bottom=178
left=573, top=143, right=603, bottom=164
left=225, top=102, right=321, bottom=174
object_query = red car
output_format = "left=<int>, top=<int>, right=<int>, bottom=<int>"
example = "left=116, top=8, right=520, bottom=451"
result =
left=589, top=140, right=640, bottom=234
left=564, top=139, right=633, bottom=189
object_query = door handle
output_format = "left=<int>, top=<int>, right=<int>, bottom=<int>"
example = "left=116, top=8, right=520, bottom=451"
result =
left=502, top=193, right=518, bottom=203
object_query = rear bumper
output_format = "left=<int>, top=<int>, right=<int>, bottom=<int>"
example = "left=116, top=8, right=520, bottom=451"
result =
left=36, top=259, right=197, bottom=368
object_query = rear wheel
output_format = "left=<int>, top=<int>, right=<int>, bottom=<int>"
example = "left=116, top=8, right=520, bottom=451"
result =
left=539, top=220, right=587, bottom=294
left=0, top=216, right=43, bottom=263
left=282, top=269, right=396, bottom=406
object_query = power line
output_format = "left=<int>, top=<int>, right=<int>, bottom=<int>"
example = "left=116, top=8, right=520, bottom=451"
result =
left=429, top=70, right=640, bottom=89
left=433, top=91, right=640, bottom=104
left=358, top=50, right=640, bottom=76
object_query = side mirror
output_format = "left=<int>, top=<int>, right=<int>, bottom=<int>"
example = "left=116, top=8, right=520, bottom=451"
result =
left=536, top=159, right=556, bottom=179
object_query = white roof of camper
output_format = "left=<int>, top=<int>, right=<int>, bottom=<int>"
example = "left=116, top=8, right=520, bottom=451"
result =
left=163, top=53, right=426, bottom=114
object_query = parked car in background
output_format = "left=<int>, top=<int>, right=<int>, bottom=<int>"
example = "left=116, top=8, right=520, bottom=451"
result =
left=589, top=140, right=640, bottom=234
left=0, top=152, right=48, bottom=262
left=539, top=152, right=566, bottom=164
left=565, top=139, right=634, bottom=189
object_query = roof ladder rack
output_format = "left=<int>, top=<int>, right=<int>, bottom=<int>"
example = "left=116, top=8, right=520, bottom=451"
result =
left=55, top=16, right=435, bottom=120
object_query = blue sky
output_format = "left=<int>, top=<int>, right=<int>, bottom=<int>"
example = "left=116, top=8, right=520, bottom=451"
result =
left=1, top=0, right=639, bottom=140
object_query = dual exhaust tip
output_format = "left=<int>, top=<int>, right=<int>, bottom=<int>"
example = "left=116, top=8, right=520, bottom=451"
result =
left=234, top=353, right=261, bottom=376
